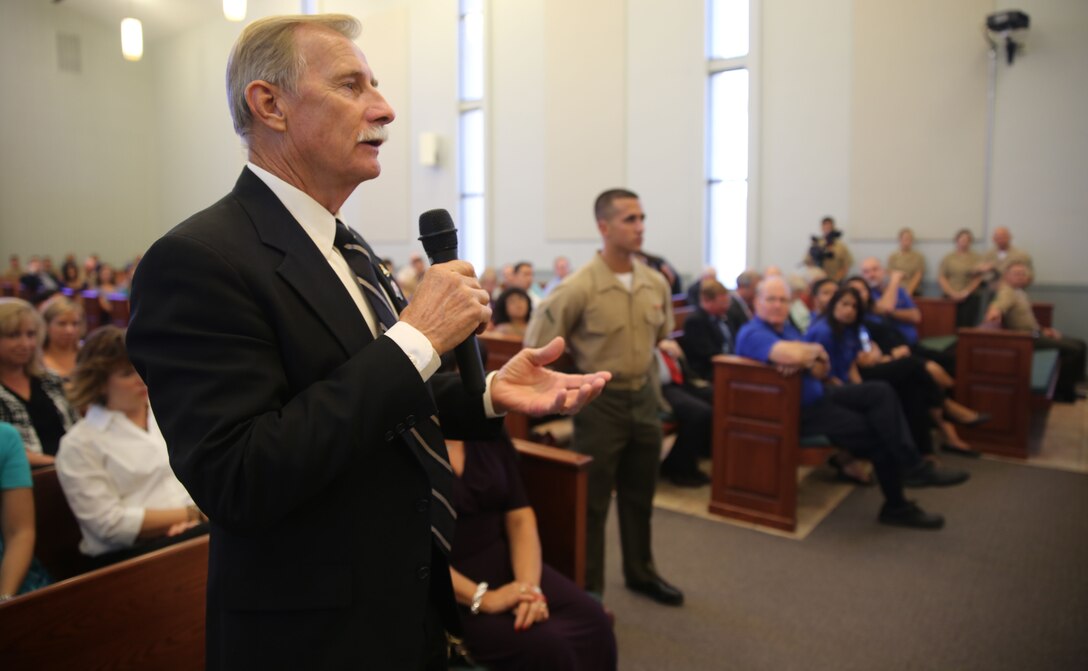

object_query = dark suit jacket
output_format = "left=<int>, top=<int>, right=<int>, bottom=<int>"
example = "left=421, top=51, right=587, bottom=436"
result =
left=680, top=307, right=732, bottom=382
left=725, top=295, right=752, bottom=340
left=126, top=168, right=500, bottom=670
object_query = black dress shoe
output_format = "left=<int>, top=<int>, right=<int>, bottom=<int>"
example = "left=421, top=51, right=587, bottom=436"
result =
left=903, top=461, right=970, bottom=488
left=625, top=576, right=684, bottom=606
left=878, top=501, right=945, bottom=529
left=661, top=470, right=711, bottom=488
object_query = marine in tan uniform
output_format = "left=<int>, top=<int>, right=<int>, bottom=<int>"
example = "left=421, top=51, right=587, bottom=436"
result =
left=938, top=228, right=987, bottom=327
left=887, top=227, right=925, bottom=296
left=525, top=188, right=683, bottom=606
left=985, top=262, right=1085, bottom=402
left=981, top=226, right=1033, bottom=282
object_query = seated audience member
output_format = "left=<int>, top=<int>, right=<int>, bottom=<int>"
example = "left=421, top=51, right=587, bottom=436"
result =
left=492, top=287, right=533, bottom=338
left=0, top=298, right=79, bottom=467
left=408, top=252, right=427, bottom=281
left=446, top=437, right=617, bottom=671
left=94, top=264, right=122, bottom=314
left=510, top=262, right=541, bottom=307
left=479, top=266, right=500, bottom=301
left=938, top=229, right=987, bottom=327
left=656, top=339, right=712, bottom=487
left=18, top=257, right=60, bottom=305
left=786, top=272, right=816, bottom=333
left=55, top=326, right=207, bottom=565
left=499, top=264, right=516, bottom=292
left=0, top=423, right=52, bottom=601
left=393, top=264, right=419, bottom=301
left=807, top=287, right=984, bottom=458
left=59, top=262, right=83, bottom=292
left=685, top=266, right=718, bottom=307
left=810, top=278, right=839, bottom=322
left=40, top=296, right=85, bottom=380
left=680, top=279, right=733, bottom=382
left=726, top=269, right=761, bottom=337
left=861, top=258, right=920, bottom=343
left=542, top=256, right=572, bottom=297
left=735, top=277, right=968, bottom=529
left=888, top=227, right=925, bottom=296
left=636, top=252, right=682, bottom=294
left=81, top=254, right=101, bottom=289
left=2, top=255, right=21, bottom=283
left=985, top=262, right=1086, bottom=403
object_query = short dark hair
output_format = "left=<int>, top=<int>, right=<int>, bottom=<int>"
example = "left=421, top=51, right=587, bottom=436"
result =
left=736, top=270, right=761, bottom=288
left=811, top=278, right=838, bottom=297
left=699, top=279, right=728, bottom=302
left=513, top=261, right=532, bottom=274
left=594, top=188, right=639, bottom=221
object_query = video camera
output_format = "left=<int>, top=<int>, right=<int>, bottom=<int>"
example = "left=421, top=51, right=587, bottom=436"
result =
left=808, top=229, right=842, bottom=265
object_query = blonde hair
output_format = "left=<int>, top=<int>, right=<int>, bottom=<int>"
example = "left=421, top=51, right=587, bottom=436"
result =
left=39, top=295, right=85, bottom=348
left=226, top=14, right=361, bottom=137
left=66, top=326, right=131, bottom=411
left=0, top=298, right=46, bottom=378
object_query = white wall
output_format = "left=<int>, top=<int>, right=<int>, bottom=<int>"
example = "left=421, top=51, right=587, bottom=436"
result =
left=0, top=0, right=158, bottom=266
left=3, top=0, right=1085, bottom=290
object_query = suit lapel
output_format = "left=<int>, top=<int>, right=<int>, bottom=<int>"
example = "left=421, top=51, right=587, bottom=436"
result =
left=231, top=168, right=372, bottom=357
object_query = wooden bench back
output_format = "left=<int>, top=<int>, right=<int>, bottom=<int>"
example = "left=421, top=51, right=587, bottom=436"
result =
left=915, top=297, right=957, bottom=339
left=954, top=327, right=1035, bottom=459
left=0, top=535, right=208, bottom=671
left=31, top=466, right=93, bottom=580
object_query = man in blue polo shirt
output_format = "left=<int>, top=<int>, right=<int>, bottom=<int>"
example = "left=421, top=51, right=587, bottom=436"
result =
left=861, top=257, right=920, bottom=344
left=735, top=276, right=968, bottom=529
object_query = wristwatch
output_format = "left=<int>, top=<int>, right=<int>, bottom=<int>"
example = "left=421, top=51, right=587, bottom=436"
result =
left=470, top=582, right=489, bottom=615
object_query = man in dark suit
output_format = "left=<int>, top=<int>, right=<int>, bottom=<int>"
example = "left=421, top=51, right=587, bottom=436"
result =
left=126, top=15, right=608, bottom=671
left=679, top=279, right=733, bottom=382
left=725, top=269, right=760, bottom=337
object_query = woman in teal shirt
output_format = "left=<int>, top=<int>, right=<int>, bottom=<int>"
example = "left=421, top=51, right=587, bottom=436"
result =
left=0, top=422, right=51, bottom=600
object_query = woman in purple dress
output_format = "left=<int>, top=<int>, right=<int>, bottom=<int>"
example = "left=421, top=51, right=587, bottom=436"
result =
left=447, top=437, right=617, bottom=670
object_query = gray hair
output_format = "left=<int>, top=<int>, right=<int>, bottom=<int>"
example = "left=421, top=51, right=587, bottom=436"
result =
left=226, top=14, right=361, bottom=138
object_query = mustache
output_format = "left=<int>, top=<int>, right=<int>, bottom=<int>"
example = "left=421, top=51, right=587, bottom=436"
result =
left=357, top=127, right=389, bottom=143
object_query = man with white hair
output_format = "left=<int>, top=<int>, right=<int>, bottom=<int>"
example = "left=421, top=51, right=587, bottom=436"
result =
left=126, top=14, right=609, bottom=669
left=734, top=276, right=968, bottom=530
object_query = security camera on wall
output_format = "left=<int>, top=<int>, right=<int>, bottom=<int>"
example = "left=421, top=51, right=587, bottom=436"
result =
left=986, top=10, right=1030, bottom=65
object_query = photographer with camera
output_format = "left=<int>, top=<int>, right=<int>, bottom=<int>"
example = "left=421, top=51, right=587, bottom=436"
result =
left=805, top=217, right=854, bottom=282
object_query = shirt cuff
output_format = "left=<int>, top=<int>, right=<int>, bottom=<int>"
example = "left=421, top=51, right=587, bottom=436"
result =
left=114, top=507, right=146, bottom=548
left=386, top=322, right=440, bottom=381
left=482, top=371, right=506, bottom=418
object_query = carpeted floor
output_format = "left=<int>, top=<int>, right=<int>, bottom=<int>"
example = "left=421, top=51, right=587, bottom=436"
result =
left=602, top=400, right=1088, bottom=670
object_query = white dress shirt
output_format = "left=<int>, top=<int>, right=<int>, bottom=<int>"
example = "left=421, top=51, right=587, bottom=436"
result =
left=246, top=163, right=501, bottom=415
left=55, top=405, right=194, bottom=556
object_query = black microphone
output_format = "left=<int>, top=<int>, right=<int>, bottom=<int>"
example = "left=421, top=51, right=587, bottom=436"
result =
left=418, top=209, right=487, bottom=396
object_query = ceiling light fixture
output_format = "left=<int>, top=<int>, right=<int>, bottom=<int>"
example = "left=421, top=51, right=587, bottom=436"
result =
left=120, top=17, right=143, bottom=62
left=223, top=0, right=247, bottom=22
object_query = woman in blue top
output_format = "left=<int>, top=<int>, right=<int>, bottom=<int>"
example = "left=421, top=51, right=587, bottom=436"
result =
left=0, top=422, right=51, bottom=600
left=806, top=287, right=974, bottom=460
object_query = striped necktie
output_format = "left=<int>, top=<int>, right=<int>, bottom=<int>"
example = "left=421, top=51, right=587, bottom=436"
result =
left=333, top=220, right=457, bottom=555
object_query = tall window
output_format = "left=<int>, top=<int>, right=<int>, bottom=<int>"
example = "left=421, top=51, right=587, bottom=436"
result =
left=707, top=0, right=751, bottom=286
left=459, top=0, right=486, bottom=270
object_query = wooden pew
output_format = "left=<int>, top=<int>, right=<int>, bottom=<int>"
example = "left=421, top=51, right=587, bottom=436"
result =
left=109, top=294, right=131, bottom=327
left=0, top=535, right=209, bottom=671
left=0, top=439, right=586, bottom=670
left=672, top=304, right=695, bottom=334
left=31, top=466, right=94, bottom=580
left=915, top=297, right=957, bottom=339
left=511, top=439, right=591, bottom=588
left=708, top=355, right=834, bottom=532
left=80, top=290, right=107, bottom=331
left=953, top=327, right=1059, bottom=459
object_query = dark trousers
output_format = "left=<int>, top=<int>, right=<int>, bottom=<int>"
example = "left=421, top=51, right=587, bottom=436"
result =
left=572, top=383, right=662, bottom=593
left=800, top=381, right=918, bottom=506
left=1036, top=335, right=1087, bottom=401
left=659, top=383, right=713, bottom=477
left=955, top=292, right=983, bottom=328
left=859, top=356, right=943, bottom=455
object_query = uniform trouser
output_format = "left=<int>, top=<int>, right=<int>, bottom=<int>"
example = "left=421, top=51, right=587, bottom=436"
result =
left=1035, top=335, right=1087, bottom=400
left=572, top=383, right=662, bottom=594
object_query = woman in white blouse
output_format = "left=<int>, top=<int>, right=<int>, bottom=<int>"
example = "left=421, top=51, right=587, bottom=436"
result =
left=55, top=326, right=205, bottom=564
